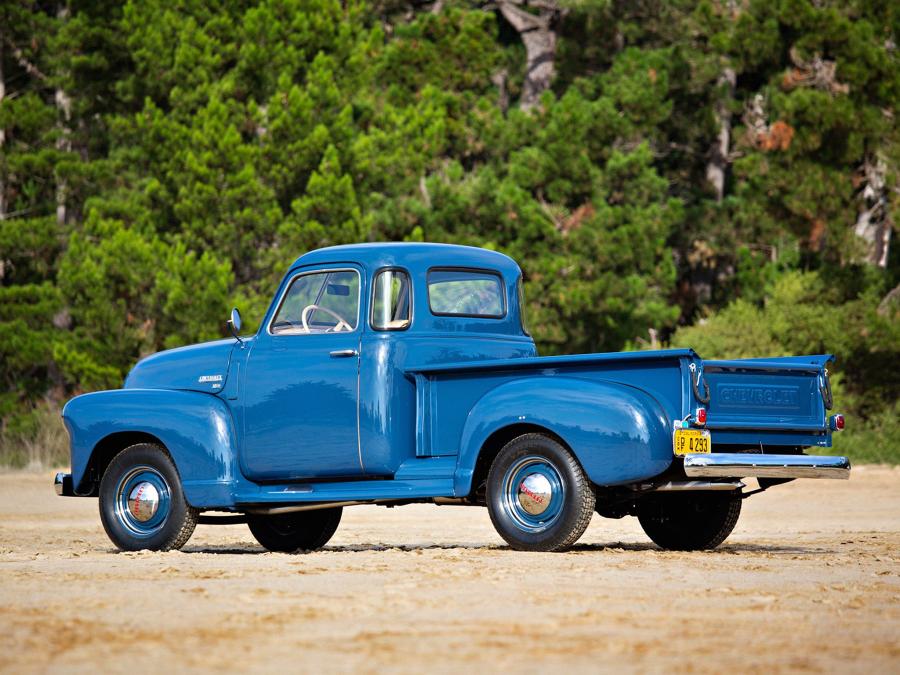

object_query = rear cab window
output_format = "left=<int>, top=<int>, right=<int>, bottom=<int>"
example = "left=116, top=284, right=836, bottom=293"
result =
left=427, top=268, right=505, bottom=318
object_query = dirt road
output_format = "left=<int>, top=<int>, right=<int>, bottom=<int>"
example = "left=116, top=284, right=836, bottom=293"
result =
left=1, top=467, right=898, bottom=673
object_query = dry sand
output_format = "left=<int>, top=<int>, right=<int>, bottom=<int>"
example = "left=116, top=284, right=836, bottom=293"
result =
left=1, top=467, right=898, bottom=674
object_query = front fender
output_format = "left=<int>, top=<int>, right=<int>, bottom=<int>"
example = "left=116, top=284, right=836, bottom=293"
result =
left=456, top=377, right=672, bottom=495
left=62, top=389, right=238, bottom=507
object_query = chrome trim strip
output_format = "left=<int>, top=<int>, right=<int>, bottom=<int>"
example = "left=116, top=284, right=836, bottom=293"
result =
left=684, top=453, right=851, bottom=479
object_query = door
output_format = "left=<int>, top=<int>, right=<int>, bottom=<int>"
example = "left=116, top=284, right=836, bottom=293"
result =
left=240, top=266, right=364, bottom=481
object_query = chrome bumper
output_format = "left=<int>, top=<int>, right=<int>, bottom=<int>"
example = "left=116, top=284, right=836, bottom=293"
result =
left=683, top=453, right=851, bottom=480
left=54, top=472, right=74, bottom=496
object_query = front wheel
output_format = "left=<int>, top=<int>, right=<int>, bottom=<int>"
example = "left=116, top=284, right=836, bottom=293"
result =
left=99, top=443, right=199, bottom=551
left=247, top=508, right=343, bottom=553
left=638, top=492, right=742, bottom=551
left=486, top=433, right=595, bottom=552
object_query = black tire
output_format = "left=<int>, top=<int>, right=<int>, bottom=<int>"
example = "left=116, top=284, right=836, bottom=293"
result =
left=486, top=433, right=595, bottom=552
left=247, top=508, right=343, bottom=553
left=638, top=492, right=742, bottom=551
left=99, top=443, right=199, bottom=552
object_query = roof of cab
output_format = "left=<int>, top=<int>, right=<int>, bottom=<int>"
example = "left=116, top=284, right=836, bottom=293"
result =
left=291, top=242, right=521, bottom=277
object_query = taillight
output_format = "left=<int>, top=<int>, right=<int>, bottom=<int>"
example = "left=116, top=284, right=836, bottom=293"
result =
left=830, top=414, right=845, bottom=431
left=695, top=407, right=707, bottom=426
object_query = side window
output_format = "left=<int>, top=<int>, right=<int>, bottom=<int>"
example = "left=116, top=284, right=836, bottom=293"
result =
left=427, top=269, right=505, bottom=318
left=270, top=270, right=360, bottom=334
left=372, top=269, right=411, bottom=330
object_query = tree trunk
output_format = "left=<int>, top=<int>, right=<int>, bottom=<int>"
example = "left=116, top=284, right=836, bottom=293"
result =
left=491, top=68, right=509, bottom=114
left=0, top=35, right=6, bottom=220
left=706, top=66, right=735, bottom=202
left=854, top=155, right=892, bottom=268
left=854, top=208, right=892, bottom=268
left=495, top=0, right=563, bottom=110
left=55, top=4, right=71, bottom=226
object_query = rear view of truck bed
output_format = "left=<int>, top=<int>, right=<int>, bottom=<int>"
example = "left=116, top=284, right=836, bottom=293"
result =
left=703, top=354, right=837, bottom=446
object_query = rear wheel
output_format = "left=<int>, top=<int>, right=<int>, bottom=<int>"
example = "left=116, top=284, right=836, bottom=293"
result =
left=486, top=433, right=595, bottom=552
left=638, top=492, right=741, bottom=551
left=99, top=443, right=198, bottom=551
left=247, top=508, right=343, bottom=553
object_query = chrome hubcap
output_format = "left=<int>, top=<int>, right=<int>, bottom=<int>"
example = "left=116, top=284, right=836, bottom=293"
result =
left=517, top=473, right=553, bottom=515
left=500, top=456, right=565, bottom=533
left=114, top=466, right=171, bottom=538
left=127, top=481, right=160, bottom=522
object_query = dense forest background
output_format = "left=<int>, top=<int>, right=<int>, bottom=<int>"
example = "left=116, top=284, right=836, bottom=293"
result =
left=0, top=0, right=897, bottom=466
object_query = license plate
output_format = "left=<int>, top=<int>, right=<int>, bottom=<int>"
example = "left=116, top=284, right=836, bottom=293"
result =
left=673, top=428, right=711, bottom=455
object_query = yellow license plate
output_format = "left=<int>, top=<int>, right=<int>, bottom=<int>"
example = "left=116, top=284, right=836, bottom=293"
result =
left=673, top=428, right=712, bottom=455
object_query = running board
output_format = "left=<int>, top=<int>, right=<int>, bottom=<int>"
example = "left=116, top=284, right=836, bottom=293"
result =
left=683, top=453, right=851, bottom=480
left=233, top=477, right=455, bottom=505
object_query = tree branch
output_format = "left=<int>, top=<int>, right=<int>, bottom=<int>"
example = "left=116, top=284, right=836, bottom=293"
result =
left=3, top=37, right=48, bottom=82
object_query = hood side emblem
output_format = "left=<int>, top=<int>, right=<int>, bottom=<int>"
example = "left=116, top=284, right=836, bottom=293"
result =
left=198, top=374, right=224, bottom=387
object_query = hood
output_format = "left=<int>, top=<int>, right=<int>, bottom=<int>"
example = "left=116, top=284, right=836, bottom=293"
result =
left=124, top=338, right=239, bottom=394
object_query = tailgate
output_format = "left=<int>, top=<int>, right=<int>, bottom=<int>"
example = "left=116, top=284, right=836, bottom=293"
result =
left=701, top=355, right=832, bottom=432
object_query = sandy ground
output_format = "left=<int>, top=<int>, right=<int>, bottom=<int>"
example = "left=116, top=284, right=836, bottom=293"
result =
left=0, top=468, right=898, bottom=674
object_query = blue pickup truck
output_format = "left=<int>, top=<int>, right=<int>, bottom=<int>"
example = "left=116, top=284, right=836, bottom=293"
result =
left=56, top=243, right=850, bottom=553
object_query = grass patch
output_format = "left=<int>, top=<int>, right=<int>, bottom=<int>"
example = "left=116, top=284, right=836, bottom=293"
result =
left=827, top=401, right=900, bottom=465
left=0, top=402, right=69, bottom=469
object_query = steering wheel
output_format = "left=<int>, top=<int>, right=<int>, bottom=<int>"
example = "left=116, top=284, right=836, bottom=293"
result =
left=301, top=304, right=352, bottom=333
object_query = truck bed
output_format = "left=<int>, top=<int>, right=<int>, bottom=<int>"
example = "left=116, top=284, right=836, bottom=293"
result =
left=405, top=349, right=835, bottom=488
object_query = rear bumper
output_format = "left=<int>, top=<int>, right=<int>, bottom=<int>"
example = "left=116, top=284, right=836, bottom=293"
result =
left=54, top=472, right=75, bottom=496
left=683, top=453, right=851, bottom=480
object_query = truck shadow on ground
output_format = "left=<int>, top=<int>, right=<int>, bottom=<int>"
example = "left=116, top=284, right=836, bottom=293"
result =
left=176, top=541, right=832, bottom=556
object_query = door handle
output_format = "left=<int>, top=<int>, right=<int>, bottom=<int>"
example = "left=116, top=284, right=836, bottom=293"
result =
left=329, top=349, right=358, bottom=358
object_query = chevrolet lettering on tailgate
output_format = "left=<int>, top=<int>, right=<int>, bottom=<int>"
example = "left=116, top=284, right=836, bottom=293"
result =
left=719, top=385, right=800, bottom=407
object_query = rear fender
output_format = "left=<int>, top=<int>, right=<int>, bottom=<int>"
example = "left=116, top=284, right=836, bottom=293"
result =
left=456, top=377, right=672, bottom=495
left=62, top=389, right=238, bottom=507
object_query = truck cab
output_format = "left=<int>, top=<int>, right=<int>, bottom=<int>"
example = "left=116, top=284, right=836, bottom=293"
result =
left=57, top=243, right=850, bottom=555
left=231, top=244, right=534, bottom=481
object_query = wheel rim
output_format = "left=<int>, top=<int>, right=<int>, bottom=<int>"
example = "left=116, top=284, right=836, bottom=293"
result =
left=114, top=466, right=171, bottom=538
left=500, top=455, right=565, bottom=533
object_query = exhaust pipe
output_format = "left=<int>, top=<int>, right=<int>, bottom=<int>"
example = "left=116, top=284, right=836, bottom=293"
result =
left=244, top=500, right=371, bottom=515
left=651, top=480, right=744, bottom=492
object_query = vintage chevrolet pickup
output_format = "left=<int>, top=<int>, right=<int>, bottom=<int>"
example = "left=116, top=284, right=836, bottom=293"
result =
left=55, top=243, right=850, bottom=553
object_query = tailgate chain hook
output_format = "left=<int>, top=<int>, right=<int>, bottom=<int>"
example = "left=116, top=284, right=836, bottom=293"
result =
left=820, top=368, right=833, bottom=410
left=689, top=362, right=710, bottom=404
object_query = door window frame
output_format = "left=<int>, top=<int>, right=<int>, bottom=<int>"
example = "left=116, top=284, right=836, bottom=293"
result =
left=267, top=267, right=362, bottom=337
left=369, top=266, right=414, bottom=332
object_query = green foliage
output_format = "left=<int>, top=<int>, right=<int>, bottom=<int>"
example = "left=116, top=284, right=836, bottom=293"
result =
left=832, top=400, right=900, bottom=465
left=0, top=0, right=897, bottom=465
left=672, top=270, right=900, bottom=463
